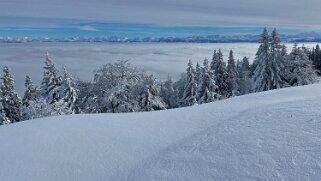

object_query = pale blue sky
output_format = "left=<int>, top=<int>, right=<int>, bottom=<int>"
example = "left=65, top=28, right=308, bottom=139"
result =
left=0, top=0, right=321, bottom=37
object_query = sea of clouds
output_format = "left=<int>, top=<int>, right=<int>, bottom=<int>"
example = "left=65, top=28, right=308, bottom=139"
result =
left=0, top=42, right=316, bottom=95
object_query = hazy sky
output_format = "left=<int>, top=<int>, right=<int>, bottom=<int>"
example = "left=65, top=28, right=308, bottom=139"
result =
left=1, top=0, right=321, bottom=30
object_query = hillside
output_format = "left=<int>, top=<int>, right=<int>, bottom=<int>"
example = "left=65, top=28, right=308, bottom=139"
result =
left=0, top=83, right=321, bottom=181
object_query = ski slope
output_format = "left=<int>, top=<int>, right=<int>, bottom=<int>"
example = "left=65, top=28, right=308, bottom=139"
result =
left=1, top=84, right=321, bottom=181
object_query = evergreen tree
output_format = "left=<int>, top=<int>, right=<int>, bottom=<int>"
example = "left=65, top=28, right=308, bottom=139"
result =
left=173, top=73, right=186, bottom=105
left=198, top=58, right=219, bottom=104
left=0, top=89, right=10, bottom=125
left=313, top=44, right=321, bottom=73
left=41, top=52, right=61, bottom=104
left=182, top=60, right=197, bottom=106
left=195, top=62, right=202, bottom=87
left=238, top=57, right=251, bottom=95
left=61, top=67, right=79, bottom=114
left=252, top=28, right=286, bottom=92
left=160, top=76, right=177, bottom=109
left=226, top=50, right=239, bottom=97
left=210, top=50, right=217, bottom=70
left=22, top=75, right=37, bottom=107
left=0, top=66, right=22, bottom=123
left=210, top=49, right=228, bottom=98
left=288, top=44, right=317, bottom=86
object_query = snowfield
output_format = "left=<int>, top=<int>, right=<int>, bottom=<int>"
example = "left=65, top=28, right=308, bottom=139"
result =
left=1, top=83, right=321, bottom=181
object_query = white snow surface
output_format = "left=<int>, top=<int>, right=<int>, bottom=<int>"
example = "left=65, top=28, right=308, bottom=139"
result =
left=1, top=83, right=321, bottom=181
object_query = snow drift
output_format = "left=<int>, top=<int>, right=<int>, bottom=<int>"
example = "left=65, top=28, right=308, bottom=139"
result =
left=0, top=83, right=321, bottom=181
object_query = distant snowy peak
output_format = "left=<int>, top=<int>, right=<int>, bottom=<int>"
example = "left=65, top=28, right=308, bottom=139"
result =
left=1, top=32, right=321, bottom=43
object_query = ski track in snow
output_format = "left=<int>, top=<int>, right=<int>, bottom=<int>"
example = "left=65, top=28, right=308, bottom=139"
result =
left=125, top=99, right=321, bottom=181
left=1, top=84, right=321, bottom=180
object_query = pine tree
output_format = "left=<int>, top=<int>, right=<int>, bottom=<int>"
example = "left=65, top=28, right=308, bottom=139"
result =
left=160, top=76, right=177, bottom=109
left=238, top=57, right=251, bottom=95
left=61, top=67, right=79, bottom=114
left=226, top=50, right=238, bottom=97
left=182, top=60, right=197, bottom=106
left=22, top=75, right=37, bottom=107
left=313, top=44, right=321, bottom=73
left=195, top=62, right=202, bottom=87
left=270, top=29, right=288, bottom=88
left=198, top=58, right=219, bottom=104
left=210, top=50, right=217, bottom=70
left=252, top=28, right=287, bottom=92
left=0, top=89, right=10, bottom=125
left=0, top=66, right=22, bottom=123
left=210, top=49, right=228, bottom=98
left=288, top=44, right=317, bottom=86
left=41, top=52, right=61, bottom=104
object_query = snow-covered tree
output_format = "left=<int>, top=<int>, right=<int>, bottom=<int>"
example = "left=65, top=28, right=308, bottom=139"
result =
left=61, top=67, right=79, bottom=114
left=106, top=85, right=135, bottom=113
left=41, top=52, right=61, bottom=104
left=0, top=89, right=10, bottom=125
left=309, top=44, right=321, bottom=74
left=226, top=50, right=239, bottom=97
left=195, top=62, right=202, bottom=86
left=140, top=76, right=167, bottom=111
left=252, top=28, right=287, bottom=92
left=271, top=29, right=289, bottom=88
left=22, top=75, right=37, bottom=107
left=87, top=60, right=143, bottom=113
left=160, top=76, right=178, bottom=109
left=198, top=58, right=219, bottom=104
left=288, top=44, right=317, bottom=86
left=238, top=57, right=251, bottom=95
left=173, top=73, right=186, bottom=106
left=182, top=60, right=197, bottom=106
left=22, top=98, right=67, bottom=120
left=211, top=49, right=228, bottom=98
left=0, top=66, right=22, bottom=123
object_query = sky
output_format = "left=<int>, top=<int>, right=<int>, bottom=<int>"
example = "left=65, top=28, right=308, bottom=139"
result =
left=1, top=0, right=321, bottom=37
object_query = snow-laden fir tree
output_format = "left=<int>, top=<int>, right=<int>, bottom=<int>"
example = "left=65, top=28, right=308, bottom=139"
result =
left=288, top=44, right=317, bottom=86
left=198, top=58, right=219, bottom=104
left=210, top=50, right=217, bottom=70
left=41, top=52, right=61, bottom=104
left=210, top=49, right=228, bottom=98
left=270, top=29, right=289, bottom=88
left=252, top=28, right=287, bottom=92
left=0, top=89, right=10, bottom=125
left=310, top=44, right=321, bottom=74
left=195, top=62, right=202, bottom=87
left=226, top=50, right=239, bottom=97
left=182, top=60, right=198, bottom=106
left=160, top=75, right=178, bottom=109
left=22, top=75, right=38, bottom=107
left=61, top=67, right=79, bottom=114
left=173, top=73, right=186, bottom=106
left=140, top=76, right=167, bottom=111
left=0, top=66, right=22, bottom=123
left=237, top=57, right=251, bottom=95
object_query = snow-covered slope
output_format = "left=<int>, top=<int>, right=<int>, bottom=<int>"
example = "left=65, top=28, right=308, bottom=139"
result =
left=1, top=84, right=321, bottom=181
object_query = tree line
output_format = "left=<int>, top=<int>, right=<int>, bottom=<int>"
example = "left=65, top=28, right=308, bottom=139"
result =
left=0, top=28, right=319, bottom=125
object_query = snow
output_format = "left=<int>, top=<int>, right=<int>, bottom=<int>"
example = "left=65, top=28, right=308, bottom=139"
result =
left=1, top=83, right=321, bottom=180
